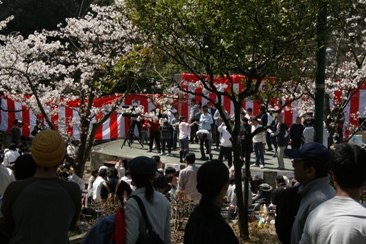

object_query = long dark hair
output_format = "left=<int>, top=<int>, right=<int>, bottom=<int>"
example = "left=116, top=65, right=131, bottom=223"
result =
left=131, top=173, right=155, bottom=203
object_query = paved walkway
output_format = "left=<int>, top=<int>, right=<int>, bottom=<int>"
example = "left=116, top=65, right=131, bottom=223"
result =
left=91, top=139, right=294, bottom=183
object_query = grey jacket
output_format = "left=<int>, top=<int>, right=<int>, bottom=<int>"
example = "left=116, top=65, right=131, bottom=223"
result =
left=291, top=176, right=335, bottom=244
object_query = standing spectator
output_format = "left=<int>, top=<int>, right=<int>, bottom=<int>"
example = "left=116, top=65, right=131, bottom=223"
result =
left=275, top=184, right=302, bottom=244
left=159, top=118, right=173, bottom=156
left=100, top=167, right=132, bottom=205
left=92, top=168, right=108, bottom=203
left=196, top=129, right=212, bottom=160
left=300, top=143, right=366, bottom=244
left=239, top=117, right=251, bottom=161
left=213, top=104, right=229, bottom=150
left=256, top=105, right=268, bottom=128
left=130, top=99, right=142, bottom=144
left=250, top=116, right=266, bottom=169
left=115, top=158, right=126, bottom=178
left=302, top=119, right=314, bottom=144
left=205, top=102, right=217, bottom=144
left=178, top=116, right=197, bottom=162
left=284, top=142, right=335, bottom=244
left=177, top=153, right=201, bottom=201
left=266, top=111, right=274, bottom=151
left=189, top=99, right=200, bottom=143
left=66, top=139, right=79, bottom=165
left=2, top=144, right=20, bottom=168
left=30, top=118, right=45, bottom=137
left=271, top=175, right=288, bottom=211
left=333, top=122, right=344, bottom=144
left=0, top=130, right=81, bottom=243
left=184, top=160, right=239, bottom=244
left=144, top=117, right=161, bottom=153
left=271, top=123, right=287, bottom=169
left=171, top=112, right=180, bottom=150
left=198, top=108, right=213, bottom=132
left=245, top=107, right=253, bottom=125
left=11, top=119, right=22, bottom=145
left=289, top=116, right=304, bottom=149
left=218, top=121, right=234, bottom=167
left=86, top=169, right=99, bottom=205
left=125, top=156, right=170, bottom=244
left=139, top=115, right=149, bottom=145
left=270, top=115, right=288, bottom=158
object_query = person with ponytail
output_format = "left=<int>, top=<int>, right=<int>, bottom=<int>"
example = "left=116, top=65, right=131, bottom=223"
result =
left=184, top=160, right=239, bottom=244
left=125, top=156, right=170, bottom=244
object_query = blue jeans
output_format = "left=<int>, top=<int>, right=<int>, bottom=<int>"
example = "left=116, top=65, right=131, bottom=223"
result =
left=253, top=142, right=264, bottom=166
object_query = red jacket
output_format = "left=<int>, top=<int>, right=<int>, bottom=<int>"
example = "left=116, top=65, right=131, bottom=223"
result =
left=143, top=120, right=160, bottom=132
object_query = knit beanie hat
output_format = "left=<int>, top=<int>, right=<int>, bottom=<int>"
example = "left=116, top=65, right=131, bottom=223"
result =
left=31, top=130, right=66, bottom=167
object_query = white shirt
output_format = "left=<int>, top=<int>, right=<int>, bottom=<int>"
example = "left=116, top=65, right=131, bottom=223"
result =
left=177, top=164, right=201, bottom=201
left=92, top=176, right=105, bottom=202
left=66, top=144, right=77, bottom=159
left=218, top=124, right=232, bottom=147
left=3, top=150, right=20, bottom=167
left=303, top=126, right=314, bottom=144
left=300, top=196, right=366, bottom=244
left=267, top=112, right=273, bottom=125
left=179, top=122, right=190, bottom=140
left=251, top=124, right=266, bottom=143
left=0, top=165, right=15, bottom=195
left=122, top=176, right=132, bottom=185
left=115, top=165, right=125, bottom=178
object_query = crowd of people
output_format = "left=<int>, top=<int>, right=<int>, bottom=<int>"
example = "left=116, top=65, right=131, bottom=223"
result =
left=124, top=98, right=344, bottom=172
left=0, top=100, right=365, bottom=244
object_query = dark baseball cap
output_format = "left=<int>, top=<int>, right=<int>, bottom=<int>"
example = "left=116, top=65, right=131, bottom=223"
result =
left=285, top=142, right=329, bottom=172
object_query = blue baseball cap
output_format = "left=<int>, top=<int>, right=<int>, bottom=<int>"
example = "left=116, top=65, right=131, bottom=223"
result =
left=285, top=142, right=330, bottom=173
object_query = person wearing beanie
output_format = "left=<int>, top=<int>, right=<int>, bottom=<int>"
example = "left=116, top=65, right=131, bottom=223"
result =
left=184, top=160, right=239, bottom=244
left=125, top=156, right=170, bottom=244
left=0, top=130, right=81, bottom=244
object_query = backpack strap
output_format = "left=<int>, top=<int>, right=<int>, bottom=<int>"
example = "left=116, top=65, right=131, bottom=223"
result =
left=102, top=181, right=111, bottom=193
left=103, top=179, right=122, bottom=194
left=129, top=195, right=152, bottom=230
left=114, top=179, right=122, bottom=195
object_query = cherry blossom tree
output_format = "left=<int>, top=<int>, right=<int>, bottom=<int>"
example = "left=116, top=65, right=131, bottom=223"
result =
left=0, top=2, right=148, bottom=176
left=272, top=1, right=366, bottom=146
left=126, top=0, right=331, bottom=239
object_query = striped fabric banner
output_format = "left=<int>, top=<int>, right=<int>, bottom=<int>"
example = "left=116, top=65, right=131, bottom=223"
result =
left=1, top=76, right=365, bottom=140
